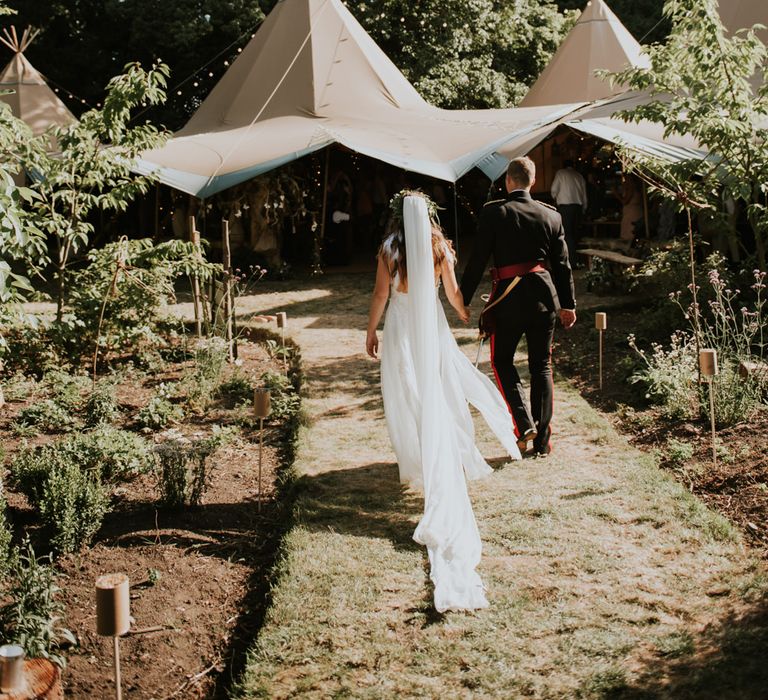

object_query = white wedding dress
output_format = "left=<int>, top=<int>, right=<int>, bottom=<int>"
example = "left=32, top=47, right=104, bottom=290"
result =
left=379, top=196, right=521, bottom=613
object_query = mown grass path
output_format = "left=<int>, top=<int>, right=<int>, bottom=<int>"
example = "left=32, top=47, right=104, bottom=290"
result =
left=232, top=272, right=767, bottom=699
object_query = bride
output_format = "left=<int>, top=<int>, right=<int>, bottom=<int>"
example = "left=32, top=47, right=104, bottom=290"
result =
left=366, top=192, right=521, bottom=613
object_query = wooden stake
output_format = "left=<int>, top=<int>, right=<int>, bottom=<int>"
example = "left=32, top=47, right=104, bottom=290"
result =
left=258, top=416, right=264, bottom=513
left=319, top=147, right=330, bottom=249
left=222, top=219, right=235, bottom=362
left=595, top=313, right=607, bottom=390
left=113, top=636, right=122, bottom=700
left=189, top=216, right=202, bottom=338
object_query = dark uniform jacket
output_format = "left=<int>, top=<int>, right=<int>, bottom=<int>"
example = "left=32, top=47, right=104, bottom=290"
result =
left=460, top=190, right=576, bottom=315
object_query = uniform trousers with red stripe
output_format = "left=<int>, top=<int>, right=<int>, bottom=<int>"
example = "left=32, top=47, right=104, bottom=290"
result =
left=490, top=309, right=556, bottom=453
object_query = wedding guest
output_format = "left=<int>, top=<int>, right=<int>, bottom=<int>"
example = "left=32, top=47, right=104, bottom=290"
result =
left=551, top=159, right=587, bottom=262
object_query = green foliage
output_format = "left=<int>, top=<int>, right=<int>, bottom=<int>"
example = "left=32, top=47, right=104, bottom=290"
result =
left=40, top=460, right=111, bottom=555
left=15, top=400, right=79, bottom=434
left=135, top=383, right=183, bottom=430
left=83, top=380, right=120, bottom=427
left=666, top=438, right=695, bottom=468
left=1, top=372, right=39, bottom=403
left=6, top=0, right=266, bottom=129
left=629, top=331, right=697, bottom=419
left=0, top=490, right=12, bottom=576
left=629, top=266, right=768, bottom=426
left=152, top=427, right=236, bottom=508
left=0, top=323, right=67, bottom=377
left=9, top=427, right=152, bottom=506
left=611, top=0, right=768, bottom=269
left=184, top=336, right=230, bottom=410
left=260, top=370, right=301, bottom=423
left=356, top=0, right=575, bottom=108
left=218, top=372, right=253, bottom=406
left=0, top=539, right=74, bottom=667
left=65, top=237, right=221, bottom=360
left=0, top=61, right=170, bottom=323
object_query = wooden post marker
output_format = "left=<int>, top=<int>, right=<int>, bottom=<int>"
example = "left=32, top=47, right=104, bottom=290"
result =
left=96, top=574, right=130, bottom=700
left=700, top=348, right=718, bottom=465
left=253, top=388, right=271, bottom=512
left=0, top=645, right=25, bottom=693
left=276, top=312, right=288, bottom=372
left=595, top=312, right=607, bottom=390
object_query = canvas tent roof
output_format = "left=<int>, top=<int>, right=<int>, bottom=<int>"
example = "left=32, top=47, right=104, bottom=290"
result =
left=0, top=27, right=75, bottom=136
left=136, top=0, right=585, bottom=198
left=480, top=92, right=708, bottom=180
left=719, top=0, right=768, bottom=43
left=519, top=0, right=650, bottom=108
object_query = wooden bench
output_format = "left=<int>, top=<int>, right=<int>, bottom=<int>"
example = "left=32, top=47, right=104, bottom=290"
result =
left=577, top=248, right=644, bottom=271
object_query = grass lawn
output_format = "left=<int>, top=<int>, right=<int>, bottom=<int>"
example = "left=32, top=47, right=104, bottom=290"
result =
left=230, top=273, right=768, bottom=699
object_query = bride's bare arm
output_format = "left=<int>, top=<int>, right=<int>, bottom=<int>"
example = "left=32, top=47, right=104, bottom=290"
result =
left=366, top=254, right=390, bottom=358
left=441, top=256, right=470, bottom=323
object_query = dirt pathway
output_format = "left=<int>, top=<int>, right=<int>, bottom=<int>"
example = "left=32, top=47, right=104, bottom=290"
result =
left=232, top=272, right=767, bottom=699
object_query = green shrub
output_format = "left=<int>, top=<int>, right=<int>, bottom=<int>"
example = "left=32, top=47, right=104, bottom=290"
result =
left=260, top=370, right=301, bottom=422
left=15, top=400, right=79, bottom=434
left=184, top=337, right=229, bottom=410
left=83, top=380, right=120, bottom=427
left=0, top=539, right=75, bottom=667
left=65, top=238, right=221, bottom=359
left=0, top=325, right=67, bottom=377
left=153, top=427, right=235, bottom=508
left=9, top=427, right=152, bottom=505
left=135, top=383, right=183, bottom=430
left=2, top=372, right=39, bottom=403
left=218, top=372, right=253, bottom=406
left=40, top=461, right=110, bottom=554
left=666, top=438, right=695, bottom=468
left=41, top=370, right=89, bottom=411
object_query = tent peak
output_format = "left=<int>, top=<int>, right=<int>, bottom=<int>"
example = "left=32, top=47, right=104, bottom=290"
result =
left=0, top=26, right=39, bottom=55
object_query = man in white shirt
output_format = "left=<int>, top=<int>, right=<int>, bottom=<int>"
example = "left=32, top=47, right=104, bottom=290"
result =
left=550, top=159, right=587, bottom=264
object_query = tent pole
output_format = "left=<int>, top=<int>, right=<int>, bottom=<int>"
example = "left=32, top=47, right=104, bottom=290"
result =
left=453, top=183, right=459, bottom=255
left=154, top=184, right=160, bottom=239
left=320, top=147, right=330, bottom=246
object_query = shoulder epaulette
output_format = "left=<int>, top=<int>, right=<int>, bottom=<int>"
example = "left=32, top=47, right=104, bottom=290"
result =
left=483, top=198, right=504, bottom=207
left=535, top=200, right=557, bottom=211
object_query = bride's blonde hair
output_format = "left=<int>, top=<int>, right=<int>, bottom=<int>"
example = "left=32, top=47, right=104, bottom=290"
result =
left=378, top=190, right=455, bottom=287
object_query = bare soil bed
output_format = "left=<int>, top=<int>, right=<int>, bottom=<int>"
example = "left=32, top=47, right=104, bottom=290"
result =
left=1, top=329, right=296, bottom=698
left=554, top=302, right=768, bottom=559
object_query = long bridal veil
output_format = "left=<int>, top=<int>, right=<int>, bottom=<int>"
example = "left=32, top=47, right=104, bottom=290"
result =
left=401, top=196, right=489, bottom=611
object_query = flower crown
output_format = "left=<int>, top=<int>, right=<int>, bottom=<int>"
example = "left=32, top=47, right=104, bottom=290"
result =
left=387, top=189, right=442, bottom=228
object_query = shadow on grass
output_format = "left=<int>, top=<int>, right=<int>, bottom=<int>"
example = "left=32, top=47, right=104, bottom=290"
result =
left=584, top=595, right=768, bottom=700
left=294, top=462, right=423, bottom=552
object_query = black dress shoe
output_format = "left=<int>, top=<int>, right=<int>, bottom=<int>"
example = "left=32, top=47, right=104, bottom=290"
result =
left=533, top=443, right=552, bottom=457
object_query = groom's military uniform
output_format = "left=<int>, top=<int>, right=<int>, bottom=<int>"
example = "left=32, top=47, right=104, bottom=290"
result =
left=460, top=190, right=575, bottom=455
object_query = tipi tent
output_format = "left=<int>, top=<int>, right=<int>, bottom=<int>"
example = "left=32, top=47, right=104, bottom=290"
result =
left=136, top=0, right=583, bottom=198
left=519, top=0, right=650, bottom=107
left=0, top=26, right=75, bottom=135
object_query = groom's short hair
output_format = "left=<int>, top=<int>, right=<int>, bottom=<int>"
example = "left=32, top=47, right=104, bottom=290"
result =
left=506, top=157, right=535, bottom=188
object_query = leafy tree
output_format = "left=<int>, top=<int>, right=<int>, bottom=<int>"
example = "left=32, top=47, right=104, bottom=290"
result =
left=2, top=62, right=170, bottom=321
left=343, top=0, right=576, bottom=108
left=611, top=0, right=768, bottom=269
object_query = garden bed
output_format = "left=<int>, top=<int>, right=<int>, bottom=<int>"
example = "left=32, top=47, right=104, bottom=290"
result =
left=555, top=302, right=768, bottom=558
left=0, top=326, right=302, bottom=698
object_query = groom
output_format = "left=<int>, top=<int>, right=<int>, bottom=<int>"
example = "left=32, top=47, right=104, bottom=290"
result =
left=460, top=156, right=576, bottom=456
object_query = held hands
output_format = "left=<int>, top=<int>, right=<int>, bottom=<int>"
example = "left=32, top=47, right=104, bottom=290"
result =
left=457, top=305, right=470, bottom=324
left=366, top=330, right=379, bottom=359
left=559, top=309, right=577, bottom=329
